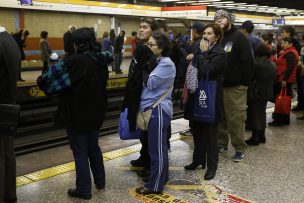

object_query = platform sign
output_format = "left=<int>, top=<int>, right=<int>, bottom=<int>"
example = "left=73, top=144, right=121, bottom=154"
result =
left=161, top=6, right=207, bottom=20
left=272, top=19, right=285, bottom=26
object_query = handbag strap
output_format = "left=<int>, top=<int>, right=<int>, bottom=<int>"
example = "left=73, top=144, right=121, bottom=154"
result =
left=280, top=87, right=287, bottom=96
left=151, top=84, right=174, bottom=109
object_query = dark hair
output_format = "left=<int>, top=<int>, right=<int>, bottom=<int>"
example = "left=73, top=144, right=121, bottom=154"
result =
left=150, top=31, right=171, bottom=57
left=102, top=31, right=109, bottom=38
left=282, top=36, right=293, bottom=44
left=72, top=27, right=100, bottom=53
left=157, top=20, right=168, bottom=32
left=203, top=23, right=223, bottom=42
left=261, top=33, right=273, bottom=44
left=244, top=26, right=254, bottom=34
left=140, top=17, right=160, bottom=31
left=282, top=26, right=295, bottom=37
left=40, top=31, right=48, bottom=39
left=254, top=44, right=271, bottom=58
left=23, top=30, right=29, bottom=36
left=131, top=31, right=137, bottom=36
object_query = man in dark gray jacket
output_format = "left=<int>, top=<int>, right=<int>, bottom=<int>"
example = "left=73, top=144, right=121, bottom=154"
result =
left=0, top=25, right=20, bottom=203
left=214, top=10, right=254, bottom=162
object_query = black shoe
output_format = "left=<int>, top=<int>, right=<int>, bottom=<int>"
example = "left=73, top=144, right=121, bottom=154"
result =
left=204, top=169, right=216, bottom=180
left=3, top=198, right=17, bottom=203
left=184, top=162, right=201, bottom=170
left=268, top=121, right=283, bottom=126
left=137, top=168, right=150, bottom=177
left=96, top=183, right=105, bottom=190
left=142, top=176, right=149, bottom=183
left=245, top=137, right=259, bottom=146
left=135, top=186, right=161, bottom=195
left=67, top=189, right=92, bottom=200
left=260, top=135, right=266, bottom=143
left=130, top=158, right=145, bottom=167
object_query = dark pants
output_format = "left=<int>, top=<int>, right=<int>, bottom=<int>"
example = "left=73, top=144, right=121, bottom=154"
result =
left=273, top=82, right=293, bottom=124
left=145, top=105, right=170, bottom=192
left=114, top=53, right=123, bottom=73
left=0, top=135, right=16, bottom=202
left=192, top=121, right=218, bottom=170
left=42, top=61, right=48, bottom=74
left=138, top=123, right=171, bottom=170
left=67, top=130, right=105, bottom=194
left=295, top=69, right=304, bottom=109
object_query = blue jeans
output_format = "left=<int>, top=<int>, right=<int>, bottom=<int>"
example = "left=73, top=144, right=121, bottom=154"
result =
left=67, top=130, right=105, bottom=194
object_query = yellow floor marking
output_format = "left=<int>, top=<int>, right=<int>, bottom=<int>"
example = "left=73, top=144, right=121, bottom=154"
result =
left=103, top=143, right=142, bottom=160
left=16, top=176, right=34, bottom=187
left=129, top=186, right=191, bottom=203
left=17, top=133, right=184, bottom=187
left=24, top=162, right=75, bottom=181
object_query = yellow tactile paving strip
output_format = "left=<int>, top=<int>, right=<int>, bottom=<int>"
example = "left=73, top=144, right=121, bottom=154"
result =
left=17, top=133, right=184, bottom=187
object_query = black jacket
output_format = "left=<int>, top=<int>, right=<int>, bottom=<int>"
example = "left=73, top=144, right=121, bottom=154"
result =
left=0, top=31, right=20, bottom=104
left=63, top=31, right=75, bottom=56
left=249, top=56, right=276, bottom=101
left=114, top=35, right=124, bottom=54
left=221, top=26, right=254, bottom=87
left=184, top=42, right=226, bottom=123
left=122, top=44, right=154, bottom=132
left=56, top=53, right=109, bottom=133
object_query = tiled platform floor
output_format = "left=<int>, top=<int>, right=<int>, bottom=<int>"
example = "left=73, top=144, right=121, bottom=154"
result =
left=16, top=109, right=304, bottom=203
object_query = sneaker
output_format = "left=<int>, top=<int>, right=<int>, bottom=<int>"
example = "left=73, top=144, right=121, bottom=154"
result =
left=233, top=152, right=244, bottom=162
left=218, top=146, right=228, bottom=154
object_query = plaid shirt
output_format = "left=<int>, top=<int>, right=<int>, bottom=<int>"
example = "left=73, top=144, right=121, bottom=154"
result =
left=37, top=61, right=71, bottom=95
left=37, top=51, right=113, bottom=95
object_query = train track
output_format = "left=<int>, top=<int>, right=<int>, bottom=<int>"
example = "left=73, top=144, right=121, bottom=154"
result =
left=14, top=106, right=185, bottom=156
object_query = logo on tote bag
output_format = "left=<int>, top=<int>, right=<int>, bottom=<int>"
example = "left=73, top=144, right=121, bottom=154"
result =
left=199, top=90, right=207, bottom=108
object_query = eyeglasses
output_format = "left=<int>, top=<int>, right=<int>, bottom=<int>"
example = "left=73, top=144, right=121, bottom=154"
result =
left=147, top=42, right=157, bottom=47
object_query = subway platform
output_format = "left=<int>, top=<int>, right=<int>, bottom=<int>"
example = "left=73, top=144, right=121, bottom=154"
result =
left=16, top=106, right=304, bottom=203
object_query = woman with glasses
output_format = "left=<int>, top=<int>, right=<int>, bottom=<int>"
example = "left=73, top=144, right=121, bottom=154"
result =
left=135, top=31, right=175, bottom=194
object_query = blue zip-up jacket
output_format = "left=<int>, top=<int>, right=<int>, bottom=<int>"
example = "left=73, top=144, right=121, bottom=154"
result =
left=140, top=57, right=176, bottom=117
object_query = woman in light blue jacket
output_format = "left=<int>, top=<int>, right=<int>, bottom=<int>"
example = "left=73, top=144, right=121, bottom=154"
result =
left=136, top=31, right=175, bottom=194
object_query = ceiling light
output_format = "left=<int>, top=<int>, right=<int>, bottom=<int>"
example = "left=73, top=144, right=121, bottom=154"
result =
left=157, top=0, right=180, bottom=2
left=211, top=1, right=235, bottom=4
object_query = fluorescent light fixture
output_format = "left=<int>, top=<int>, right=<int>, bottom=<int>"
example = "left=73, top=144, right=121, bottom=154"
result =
left=245, top=4, right=258, bottom=7
left=224, top=3, right=247, bottom=6
left=211, top=1, right=235, bottom=4
left=197, top=0, right=221, bottom=1
left=197, top=0, right=220, bottom=2
left=167, top=23, right=185, bottom=27
left=157, top=0, right=180, bottom=2
left=191, top=2, right=210, bottom=5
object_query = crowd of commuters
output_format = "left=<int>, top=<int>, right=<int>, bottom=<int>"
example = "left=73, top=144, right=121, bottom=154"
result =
left=1, top=8, right=304, bottom=202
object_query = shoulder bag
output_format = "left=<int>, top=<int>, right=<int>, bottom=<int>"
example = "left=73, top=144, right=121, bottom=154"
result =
left=193, top=70, right=217, bottom=123
left=137, top=85, right=173, bottom=131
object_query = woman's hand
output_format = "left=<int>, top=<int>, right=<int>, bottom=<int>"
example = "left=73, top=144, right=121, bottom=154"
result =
left=200, top=39, right=209, bottom=52
left=281, top=80, right=286, bottom=87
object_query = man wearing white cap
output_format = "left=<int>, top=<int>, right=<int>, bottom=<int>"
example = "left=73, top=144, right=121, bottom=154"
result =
left=214, top=10, right=254, bottom=162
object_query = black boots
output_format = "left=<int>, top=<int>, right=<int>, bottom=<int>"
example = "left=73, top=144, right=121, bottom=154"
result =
left=246, top=129, right=266, bottom=146
left=184, top=162, right=205, bottom=170
left=204, top=169, right=216, bottom=180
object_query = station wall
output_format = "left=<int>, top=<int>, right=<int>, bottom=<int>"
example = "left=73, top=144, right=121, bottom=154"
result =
left=0, top=7, right=140, bottom=60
